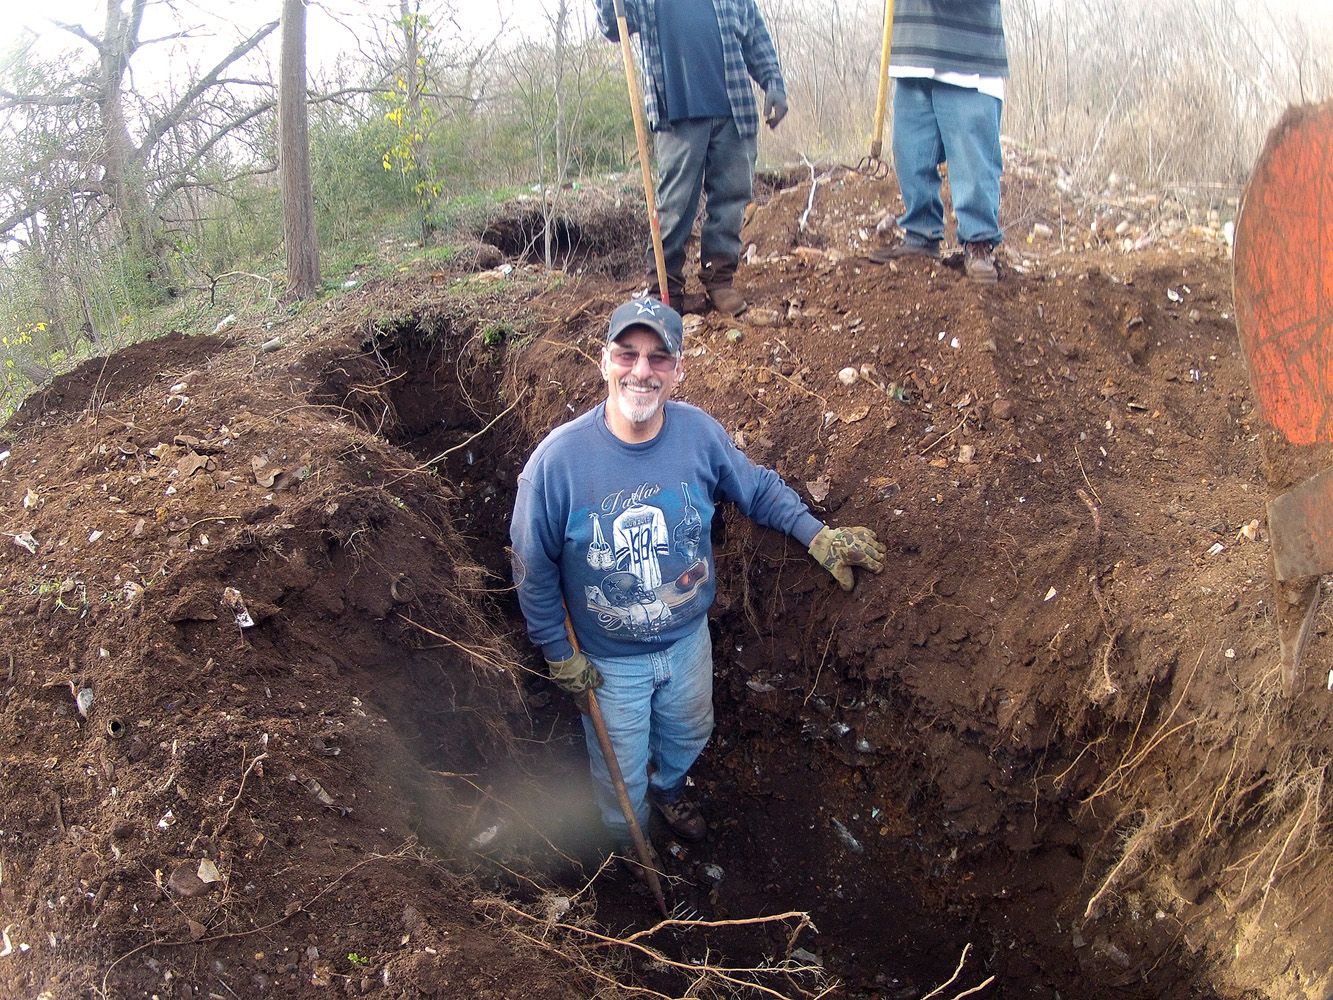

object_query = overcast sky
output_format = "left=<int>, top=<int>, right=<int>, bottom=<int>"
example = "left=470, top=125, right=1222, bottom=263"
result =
left=12, top=0, right=1333, bottom=85
left=14, top=0, right=569, bottom=57
left=5, top=0, right=621, bottom=102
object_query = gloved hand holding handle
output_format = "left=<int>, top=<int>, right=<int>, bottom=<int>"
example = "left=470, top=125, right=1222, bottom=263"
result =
left=545, top=649, right=602, bottom=713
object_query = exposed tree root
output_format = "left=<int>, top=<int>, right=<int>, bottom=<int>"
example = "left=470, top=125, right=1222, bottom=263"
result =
left=476, top=895, right=835, bottom=999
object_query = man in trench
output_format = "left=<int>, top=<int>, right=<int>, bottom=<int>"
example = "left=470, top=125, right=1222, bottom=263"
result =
left=509, top=297, right=884, bottom=865
left=594, top=0, right=788, bottom=317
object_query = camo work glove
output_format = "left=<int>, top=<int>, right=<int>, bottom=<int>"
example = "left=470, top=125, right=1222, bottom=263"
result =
left=808, top=526, right=886, bottom=591
left=545, top=649, right=602, bottom=712
left=764, top=89, right=788, bottom=129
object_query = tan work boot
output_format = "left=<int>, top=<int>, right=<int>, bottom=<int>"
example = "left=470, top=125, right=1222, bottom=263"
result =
left=963, top=241, right=999, bottom=284
left=705, top=283, right=747, bottom=317
left=651, top=794, right=707, bottom=841
left=700, top=256, right=748, bottom=317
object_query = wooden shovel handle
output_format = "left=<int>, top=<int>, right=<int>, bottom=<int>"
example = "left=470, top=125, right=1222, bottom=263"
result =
left=565, top=613, right=667, bottom=915
left=612, top=0, right=670, bottom=306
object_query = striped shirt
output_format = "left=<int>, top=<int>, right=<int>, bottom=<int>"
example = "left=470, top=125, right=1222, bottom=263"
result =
left=891, top=0, right=1009, bottom=79
left=596, top=0, right=786, bottom=138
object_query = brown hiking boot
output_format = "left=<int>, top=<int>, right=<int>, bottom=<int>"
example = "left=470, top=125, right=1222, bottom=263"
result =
left=700, top=256, right=747, bottom=317
left=705, top=283, right=747, bottom=317
left=649, top=273, right=707, bottom=315
left=652, top=795, right=707, bottom=841
left=867, top=239, right=941, bottom=264
left=963, top=241, right=999, bottom=284
left=672, top=290, right=709, bottom=315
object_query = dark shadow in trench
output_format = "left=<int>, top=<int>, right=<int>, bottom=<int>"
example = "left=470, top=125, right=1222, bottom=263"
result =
left=322, top=319, right=1215, bottom=1000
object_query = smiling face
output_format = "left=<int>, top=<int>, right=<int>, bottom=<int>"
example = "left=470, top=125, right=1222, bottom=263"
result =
left=600, top=326, right=682, bottom=442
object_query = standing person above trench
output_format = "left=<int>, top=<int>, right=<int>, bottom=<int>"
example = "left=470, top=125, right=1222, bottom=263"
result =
left=595, top=0, right=788, bottom=317
left=868, top=0, right=1008, bottom=283
left=510, top=297, right=884, bottom=864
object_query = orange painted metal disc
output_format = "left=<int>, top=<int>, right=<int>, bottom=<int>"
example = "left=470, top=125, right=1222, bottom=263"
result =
left=1233, top=100, right=1333, bottom=446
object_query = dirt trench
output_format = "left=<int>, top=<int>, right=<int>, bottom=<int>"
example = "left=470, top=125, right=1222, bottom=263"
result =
left=302, top=282, right=1318, bottom=1000
left=302, top=317, right=979, bottom=991
left=1, top=168, right=1329, bottom=1000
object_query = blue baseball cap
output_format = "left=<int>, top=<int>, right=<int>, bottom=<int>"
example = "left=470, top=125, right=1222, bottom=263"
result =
left=606, top=297, right=684, bottom=356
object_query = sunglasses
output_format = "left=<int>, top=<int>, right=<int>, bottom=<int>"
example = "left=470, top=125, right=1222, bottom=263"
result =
left=607, top=347, right=679, bottom=372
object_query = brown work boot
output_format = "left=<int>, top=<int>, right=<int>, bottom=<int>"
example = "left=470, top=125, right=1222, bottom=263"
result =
left=652, top=794, right=707, bottom=841
left=648, top=272, right=707, bottom=315
left=705, top=283, right=747, bottom=317
left=672, top=289, right=710, bottom=315
left=963, top=241, right=999, bottom=284
left=649, top=270, right=685, bottom=305
left=700, top=257, right=748, bottom=317
left=867, top=238, right=941, bottom=264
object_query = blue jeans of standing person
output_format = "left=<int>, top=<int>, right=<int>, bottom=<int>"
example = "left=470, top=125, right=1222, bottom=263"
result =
left=655, top=117, right=758, bottom=281
left=581, top=617, right=714, bottom=841
left=892, top=78, right=1004, bottom=247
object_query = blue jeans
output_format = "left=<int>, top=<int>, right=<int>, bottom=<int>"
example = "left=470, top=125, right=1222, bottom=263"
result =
left=581, top=617, right=714, bottom=840
left=654, top=117, right=757, bottom=279
left=892, top=78, right=1003, bottom=246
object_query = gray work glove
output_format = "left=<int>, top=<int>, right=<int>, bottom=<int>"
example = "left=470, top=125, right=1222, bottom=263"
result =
left=545, top=649, right=602, bottom=712
left=808, top=526, right=886, bottom=591
left=764, top=89, right=788, bottom=129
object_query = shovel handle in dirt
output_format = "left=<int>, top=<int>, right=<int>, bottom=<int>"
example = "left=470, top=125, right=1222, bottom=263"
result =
left=611, top=0, right=671, bottom=307
left=1232, top=98, right=1333, bottom=691
left=857, top=0, right=896, bottom=179
left=564, top=614, right=669, bottom=916
left=585, top=689, right=670, bottom=915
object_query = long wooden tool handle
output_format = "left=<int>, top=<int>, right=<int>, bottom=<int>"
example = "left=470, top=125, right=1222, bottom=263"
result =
left=869, top=0, right=896, bottom=160
left=612, top=0, right=671, bottom=306
left=586, top=689, right=669, bottom=915
left=565, top=612, right=668, bottom=915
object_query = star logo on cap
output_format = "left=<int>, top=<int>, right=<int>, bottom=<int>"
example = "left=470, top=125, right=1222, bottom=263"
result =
left=633, top=300, right=660, bottom=317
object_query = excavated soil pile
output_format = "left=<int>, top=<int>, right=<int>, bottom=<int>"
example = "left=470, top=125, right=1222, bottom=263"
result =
left=0, top=166, right=1328, bottom=1000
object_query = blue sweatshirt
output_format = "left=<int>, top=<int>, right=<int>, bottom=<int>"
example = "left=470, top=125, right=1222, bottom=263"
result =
left=511, top=401, right=823, bottom=660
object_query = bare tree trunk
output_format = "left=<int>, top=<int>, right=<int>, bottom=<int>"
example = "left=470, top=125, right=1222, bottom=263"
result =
left=98, top=0, right=172, bottom=291
left=27, top=217, right=74, bottom=354
left=400, top=0, right=422, bottom=238
left=399, top=0, right=434, bottom=240
left=401, top=1, right=421, bottom=148
left=544, top=0, right=571, bottom=269
left=280, top=0, right=320, bottom=299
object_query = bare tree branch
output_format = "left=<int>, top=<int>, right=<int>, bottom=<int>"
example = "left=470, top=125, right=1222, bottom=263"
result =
left=151, top=100, right=277, bottom=211
left=211, top=77, right=277, bottom=89
left=156, top=164, right=277, bottom=205
left=48, top=20, right=106, bottom=53
left=138, top=28, right=203, bottom=48
left=0, top=183, right=105, bottom=237
left=135, top=19, right=280, bottom=160
left=0, top=89, right=94, bottom=109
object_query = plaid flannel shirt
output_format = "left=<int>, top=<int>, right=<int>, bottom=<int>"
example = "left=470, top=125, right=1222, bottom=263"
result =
left=596, top=0, right=785, bottom=138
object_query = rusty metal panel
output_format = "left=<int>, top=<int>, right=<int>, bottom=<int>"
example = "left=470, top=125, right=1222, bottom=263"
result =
left=1269, top=464, right=1333, bottom=580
